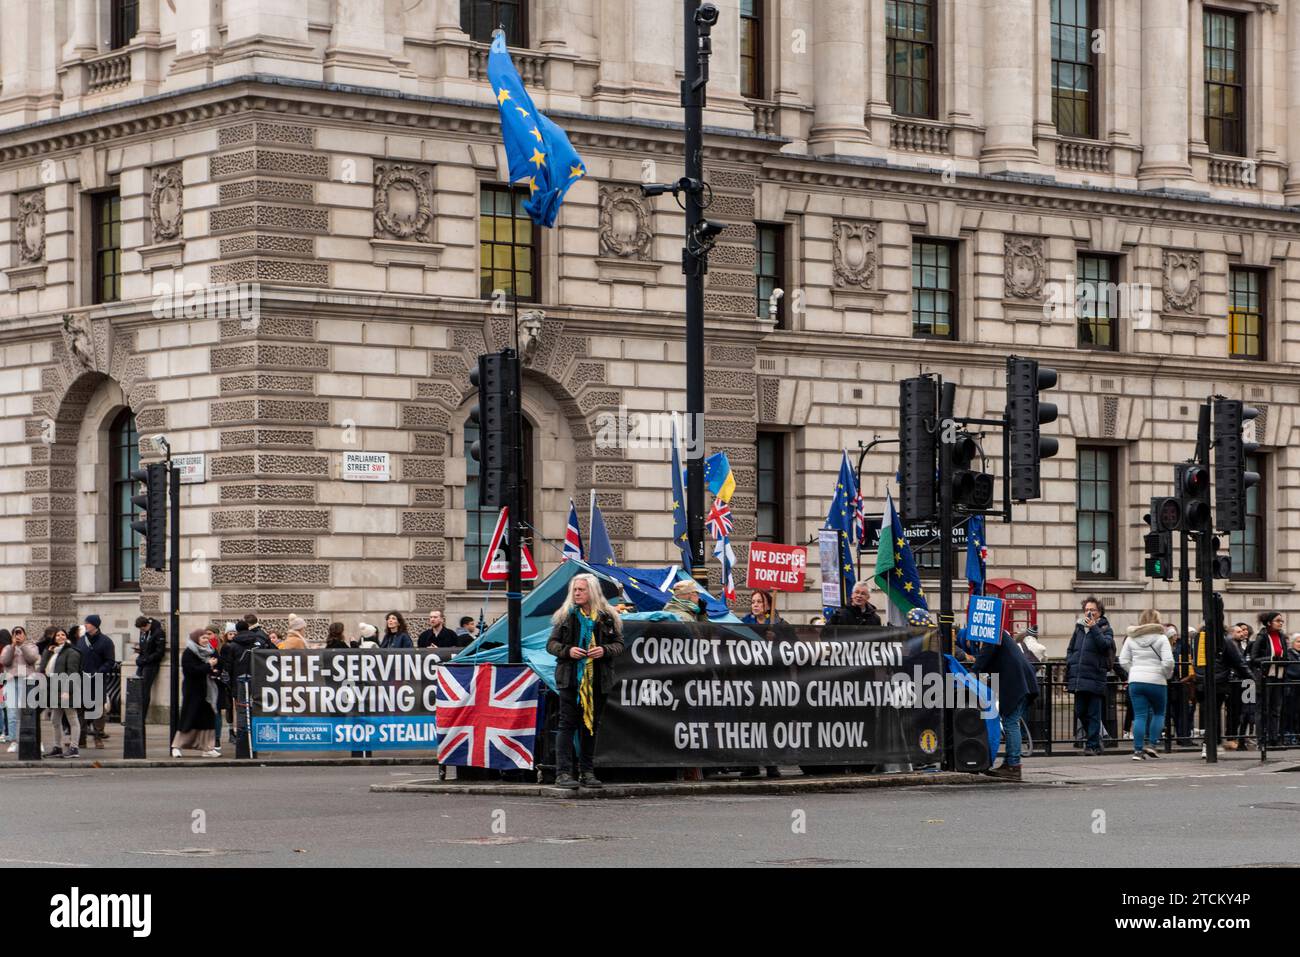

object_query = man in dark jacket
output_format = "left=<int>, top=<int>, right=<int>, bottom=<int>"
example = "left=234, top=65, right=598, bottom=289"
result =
left=827, top=582, right=883, bottom=627
left=1066, top=596, right=1114, bottom=755
left=973, top=630, right=1039, bottom=781
left=133, top=616, right=167, bottom=724
left=80, top=615, right=116, bottom=748
left=417, top=610, right=461, bottom=653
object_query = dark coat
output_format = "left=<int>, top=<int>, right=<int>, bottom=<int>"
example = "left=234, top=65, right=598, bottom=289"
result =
left=1250, top=627, right=1287, bottom=668
left=417, top=626, right=459, bottom=649
left=826, top=603, right=883, bottom=627
left=221, top=632, right=273, bottom=683
left=380, top=631, right=413, bottom=649
left=178, top=646, right=216, bottom=733
left=974, top=635, right=1039, bottom=718
left=1065, top=616, right=1114, bottom=695
left=546, top=610, right=625, bottom=694
left=81, top=631, right=116, bottom=674
left=1284, top=648, right=1300, bottom=682
left=325, top=638, right=350, bottom=650
left=38, top=643, right=83, bottom=677
left=136, top=620, right=167, bottom=669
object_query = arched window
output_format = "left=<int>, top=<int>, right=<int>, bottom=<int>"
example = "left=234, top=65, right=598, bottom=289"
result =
left=109, top=408, right=140, bottom=590
left=465, top=415, right=533, bottom=589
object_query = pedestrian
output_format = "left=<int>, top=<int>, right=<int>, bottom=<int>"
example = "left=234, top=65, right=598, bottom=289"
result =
left=454, top=616, right=478, bottom=641
left=417, top=610, right=460, bottom=650
left=380, top=613, right=412, bottom=649
left=1251, top=611, right=1288, bottom=748
left=278, top=634, right=308, bottom=650
left=664, top=580, right=708, bottom=622
left=79, top=615, right=116, bottom=750
left=1015, top=625, right=1048, bottom=663
left=133, top=616, right=166, bottom=724
left=1, top=627, right=38, bottom=752
left=546, top=573, right=624, bottom=790
left=1066, top=596, right=1114, bottom=755
left=1118, top=610, right=1175, bottom=761
left=39, top=628, right=83, bottom=758
left=826, top=582, right=883, bottom=627
left=1284, top=634, right=1300, bottom=745
left=171, top=627, right=221, bottom=758
left=741, top=590, right=784, bottom=626
left=325, top=622, right=349, bottom=650
left=0, top=629, right=8, bottom=743
left=975, top=628, right=1039, bottom=781
left=267, top=630, right=282, bottom=646
left=1165, top=625, right=1194, bottom=746
left=1191, top=617, right=1253, bottom=759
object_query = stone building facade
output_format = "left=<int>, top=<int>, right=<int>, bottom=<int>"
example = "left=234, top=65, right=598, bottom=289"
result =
left=1, top=0, right=1299, bottom=677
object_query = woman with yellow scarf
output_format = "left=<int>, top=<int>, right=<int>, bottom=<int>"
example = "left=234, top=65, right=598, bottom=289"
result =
left=546, top=574, right=625, bottom=789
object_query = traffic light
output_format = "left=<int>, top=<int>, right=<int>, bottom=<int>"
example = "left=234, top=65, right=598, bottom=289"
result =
left=1006, top=356, right=1059, bottom=501
left=950, top=432, right=995, bottom=511
left=1212, top=397, right=1259, bottom=532
left=468, top=351, right=518, bottom=510
left=130, top=462, right=168, bottom=571
left=1174, top=462, right=1210, bottom=532
left=899, top=375, right=937, bottom=523
left=1142, top=502, right=1173, bottom=581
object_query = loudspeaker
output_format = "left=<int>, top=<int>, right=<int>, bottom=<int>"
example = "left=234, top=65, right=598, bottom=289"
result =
left=952, top=707, right=992, bottom=772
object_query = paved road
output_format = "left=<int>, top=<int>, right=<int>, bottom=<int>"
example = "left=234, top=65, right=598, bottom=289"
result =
left=3, top=762, right=1298, bottom=867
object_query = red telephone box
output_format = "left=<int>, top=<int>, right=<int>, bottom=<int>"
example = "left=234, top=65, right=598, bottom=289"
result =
left=983, top=579, right=1038, bottom=637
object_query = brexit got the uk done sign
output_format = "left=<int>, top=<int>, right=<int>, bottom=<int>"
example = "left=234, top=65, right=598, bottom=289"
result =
left=597, top=621, right=945, bottom=767
left=250, top=649, right=441, bottom=751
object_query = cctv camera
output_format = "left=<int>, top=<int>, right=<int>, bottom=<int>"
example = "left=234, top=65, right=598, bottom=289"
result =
left=641, top=182, right=673, bottom=197
left=694, top=219, right=726, bottom=243
left=695, top=2, right=719, bottom=27
left=153, top=434, right=170, bottom=452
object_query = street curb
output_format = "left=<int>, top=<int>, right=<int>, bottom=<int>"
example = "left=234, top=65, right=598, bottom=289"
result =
left=0, top=756, right=443, bottom=771
left=369, top=770, right=1001, bottom=798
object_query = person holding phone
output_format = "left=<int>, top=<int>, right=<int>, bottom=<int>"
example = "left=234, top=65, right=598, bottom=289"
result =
left=1066, top=596, right=1115, bottom=755
left=546, top=573, right=624, bottom=790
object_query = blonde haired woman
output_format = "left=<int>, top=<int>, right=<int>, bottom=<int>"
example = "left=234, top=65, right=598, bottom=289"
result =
left=1119, top=608, right=1175, bottom=760
left=546, top=574, right=624, bottom=789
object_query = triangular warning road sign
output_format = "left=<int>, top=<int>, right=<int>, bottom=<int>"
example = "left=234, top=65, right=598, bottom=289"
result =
left=479, top=507, right=539, bottom=582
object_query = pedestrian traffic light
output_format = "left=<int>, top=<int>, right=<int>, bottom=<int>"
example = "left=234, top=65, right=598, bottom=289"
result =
left=468, top=350, right=518, bottom=510
left=950, top=432, right=995, bottom=511
left=899, top=375, right=937, bottom=523
left=1212, top=397, right=1259, bottom=532
left=1174, top=462, right=1210, bottom=532
left=1150, top=495, right=1182, bottom=533
left=130, top=462, right=168, bottom=571
left=1142, top=503, right=1173, bottom=581
left=1006, top=356, right=1059, bottom=501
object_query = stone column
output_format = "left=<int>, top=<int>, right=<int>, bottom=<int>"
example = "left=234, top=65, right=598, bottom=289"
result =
left=166, top=0, right=219, bottom=86
left=1288, top=0, right=1300, bottom=202
left=220, top=0, right=317, bottom=82
left=1138, top=0, right=1193, bottom=186
left=979, top=0, right=1038, bottom=172
left=137, top=0, right=161, bottom=39
left=69, top=0, right=98, bottom=55
left=538, top=0, right=573, bottom=51
left=325, top=0, right=402, bottom=85
left=0, top=0, right=40, bottom=124
left=631, top=0, right=674, bottom=91
left=808, top=0, right=870, bottom=156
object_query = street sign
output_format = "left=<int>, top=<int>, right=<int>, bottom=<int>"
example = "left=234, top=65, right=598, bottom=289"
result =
left=171, top=453, right=206, bottom=485
left=479, top=507, right=538, bottom=582
left=862, top=514, right=967, bottom=552
left=817, top=528, right=841, bottom=606
left=746, top=542, right=807, bottom=592
left=967, top=595, right=1005, bottom=645
left=342, top=451, right=391, bottom=482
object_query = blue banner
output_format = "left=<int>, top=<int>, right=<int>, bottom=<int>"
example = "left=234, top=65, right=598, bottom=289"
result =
left=251, top=715, right=440, bottom=751
left=967, top=595, right=1005, bottom=645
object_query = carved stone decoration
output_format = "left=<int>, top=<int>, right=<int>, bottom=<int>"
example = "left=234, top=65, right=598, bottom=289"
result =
left=1003, top=235, right=1046, bottom=300
left=150, top=165, right=184, bottom=243
left=831, top=220, right=877, bottom=289
left=518, top=309, right=545, bottom=362
left=1162, top=250, right=1201, bottom=312
left=17, top=191, right=46, bottom=264
left=598, top=184, right=653, bottom=260
left=373, top=162, right=435, bottom=243
left=61, top=314, right=96, bottom=371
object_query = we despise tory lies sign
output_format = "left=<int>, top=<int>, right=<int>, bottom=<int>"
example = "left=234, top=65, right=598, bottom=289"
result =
left=596, top=622, right=947, bottom=767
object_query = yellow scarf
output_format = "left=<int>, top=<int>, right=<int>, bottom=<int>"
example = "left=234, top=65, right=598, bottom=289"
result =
left=576, top=609, right=597, bottom=733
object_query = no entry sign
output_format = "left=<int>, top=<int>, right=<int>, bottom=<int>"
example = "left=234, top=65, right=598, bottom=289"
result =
left=746, top=542, right=807, bottom=592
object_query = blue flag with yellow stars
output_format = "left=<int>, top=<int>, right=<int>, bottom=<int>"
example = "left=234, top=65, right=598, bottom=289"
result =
left=588, top=501, right=617, bottom=567
left=873, top=489, right=929, bottom=618
left=487, top=33, right=586, bottom=227
left=670, top=417, right=692, bottom=574
left=825, top=451, right=861, bottom=599
left=966, top=513, right=987, bottom=596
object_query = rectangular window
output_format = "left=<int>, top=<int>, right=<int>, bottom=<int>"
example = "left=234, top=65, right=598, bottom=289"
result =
left=740, top=0, right=763, bottom=99
left=1229, top=453, right=1264, bottom=580
left=110, top=410, right=140, bottom=591
left=1205, top=8, right=1246, bottom=156
left=479, top=184, right=538, bottom=303
left=111, top=0, right=140, bottom=50
left=911, top=239, right=956, bottom=339
left=465, top=418, right=533, bottom=590
left=1228, top=267, right=1265, bottom=360
left=755, top=223, right=785, bottom=326
left=1051, top=0, right=1097, bottom=138
left=1076, top=446, right=1116, bottom=579
left=1077, top=253, right=1117, bottom=350
left=756, top=432, right=785, bottom=543
left=92, top=191, right=122, bottom=305
left=461, top=0, right=527, bottom=46
left=886, top=0, right=937, bottom=119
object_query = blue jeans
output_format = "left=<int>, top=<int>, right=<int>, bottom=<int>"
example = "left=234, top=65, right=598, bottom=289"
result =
left=1002, top=697, right=1029, bottom=767
left=3, top=677, right=19, bottom=741
left=1129, top=682, right=1167, bottom=752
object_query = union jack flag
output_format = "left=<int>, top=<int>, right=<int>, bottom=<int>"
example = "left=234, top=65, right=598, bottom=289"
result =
left=563, top=498, right=584, bottom=560
left=435, top=664, right=541, bottom=770
left=706, top=500, right=733, bottom=540
left=852, top=486, right=866, bottom=545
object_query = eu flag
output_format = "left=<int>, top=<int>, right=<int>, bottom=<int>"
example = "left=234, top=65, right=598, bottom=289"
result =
left=825, top=451, right=861, bottom=598
left=965, top=513, right=987, bottom=596
left=588, top=501, right=616, bottom=567
left=670, top=417, right=692, bottom=574
left=487, top=34, right=586, bottom=227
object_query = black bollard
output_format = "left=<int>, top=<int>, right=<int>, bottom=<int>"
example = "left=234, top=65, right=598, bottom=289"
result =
left=18, top=677, right=41, bottom=761
left=122, top=677, right=146, bottom=759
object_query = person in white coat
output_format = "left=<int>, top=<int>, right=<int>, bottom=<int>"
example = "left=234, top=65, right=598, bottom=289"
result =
left=1119, top=609, right=1176, bottom=760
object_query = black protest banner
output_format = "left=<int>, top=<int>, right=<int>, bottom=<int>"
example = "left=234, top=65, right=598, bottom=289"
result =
left=596, top=621, right=945, bottom=767
left=250, top=649, right=442, bottom=751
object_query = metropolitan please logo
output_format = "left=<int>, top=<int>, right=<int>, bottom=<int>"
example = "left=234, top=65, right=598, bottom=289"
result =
left=49, top=887, right=151, bottom=938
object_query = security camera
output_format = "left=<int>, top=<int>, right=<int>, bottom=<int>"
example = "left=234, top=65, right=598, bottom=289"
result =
left=693, top=219, right=726, bottom=243
left=695, top=3, right=719, bottom=27
left=641, top=182, right=673, bottom=198
left=153, top=434, right=170, bottom=453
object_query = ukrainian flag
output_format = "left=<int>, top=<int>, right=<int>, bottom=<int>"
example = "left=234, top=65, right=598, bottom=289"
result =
left=703, top=452, right=736, bottom=504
